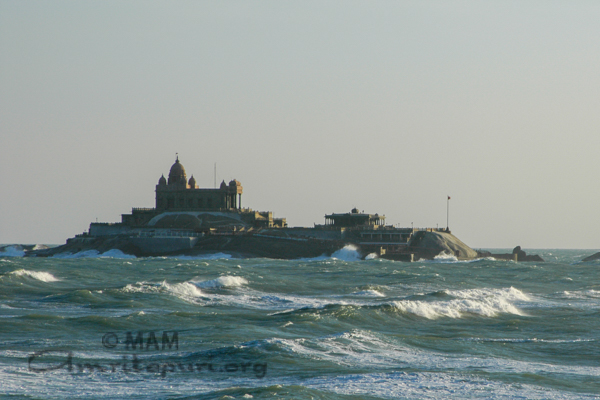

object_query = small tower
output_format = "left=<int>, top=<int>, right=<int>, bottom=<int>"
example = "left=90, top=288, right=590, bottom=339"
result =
left=188, top=175, right=197, bottom=189
left=167, top=155, right=187, bottom=186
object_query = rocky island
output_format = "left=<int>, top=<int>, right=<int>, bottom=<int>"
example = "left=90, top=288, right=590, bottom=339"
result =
left=582, top=252, right=600, bottom=262
left=27, top=157, right=537, bottom=262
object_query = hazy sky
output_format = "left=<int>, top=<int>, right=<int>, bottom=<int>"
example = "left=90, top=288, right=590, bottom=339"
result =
left=2, top=1, right=600, bottom=249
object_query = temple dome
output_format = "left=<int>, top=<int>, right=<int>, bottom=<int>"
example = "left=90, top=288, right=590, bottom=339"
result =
left=168, top=156, right=187, bottom=185
left=158, top=175, right=167, bottom=185
left=188, top=175, right=196, bottom=188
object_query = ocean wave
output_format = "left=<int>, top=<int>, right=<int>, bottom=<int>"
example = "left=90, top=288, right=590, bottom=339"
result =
left=331, top=245, right=361, bottom=261
left=351, top=289, right=385, bottom=297
left=300, top=245, right=362, bottom=262
left=432, top=252, right=459, bottom=262
left=169, top=253, right=233, bottom=260
left=7, top=269, right=59, bottom=282
left=560, top=289, right=600, bottom=300
left=391, top=287, right=529, bottom=319
left=263, top=329, right=426, bottom=369
left=51, top=249, right=135, bottom=259
left=463, top=337, right=594, bottom=344
left=170, top=283, right=531, bottom=319
left=0, top=246, right=25, bottom=257
left=304, top=370, right=574, bottom=400
left=192, top=276, right=248, bottom=289
left=266, top=327, right=600, bottom=389
left=445, top=286, right=530, bottom=302
left=298, top=255, right=331, bottom=262
left=121, top=280, right=204, bottom=302
left=423, top=254, right=500, bottom=264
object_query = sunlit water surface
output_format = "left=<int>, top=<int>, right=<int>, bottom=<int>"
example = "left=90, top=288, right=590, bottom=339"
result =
left=1, top=247, right=600, bottom=399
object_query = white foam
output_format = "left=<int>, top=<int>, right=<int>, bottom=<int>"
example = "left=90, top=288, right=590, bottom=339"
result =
left=392, top=287, right=529, bottom=319
left=169, top=282, right=205, bottom=300
left=193, top=276, right=248, bottom=289
left=561, top=289, right=600, bottom=300
left=0, top=246, right=25, bottom=257
left=445, top=287, right=531, bottom=302
left=431, top=252, right=459, bottom=262
left=8, top=269, right=59, bottom=282
left=121, top=280, right=204, bottom=302
left=51, top=249, right=135, bottom=259
left=352, top=289, right=385, bottom=297
left=469, top=256, right=497, bottom=262
left=304, top=370, right=573, bottom=400
left=331, top=245, right=361, bottom=261
left=365, top=253, right=378, bottom=260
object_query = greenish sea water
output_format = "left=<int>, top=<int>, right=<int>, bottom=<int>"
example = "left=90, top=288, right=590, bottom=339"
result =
left=1, top=247, right=600, bottom=399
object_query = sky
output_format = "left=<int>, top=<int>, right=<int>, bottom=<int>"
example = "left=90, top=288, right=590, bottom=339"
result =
left=1, top=1, right=600, bottom=249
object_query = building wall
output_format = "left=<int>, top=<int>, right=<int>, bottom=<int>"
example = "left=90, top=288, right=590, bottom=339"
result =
left=89, top=223, right=128, bottom=236
left=155, top=186, right=240, bottom=211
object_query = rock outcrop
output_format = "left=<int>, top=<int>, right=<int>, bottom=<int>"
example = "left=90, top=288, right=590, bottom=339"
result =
left=477, top=246, right=544, bottom=262
left=26, top=227, right=482, bottom=262
left=407, top=231, right=478, bottom=260
left=582, top=252, right=600, bottom=262
left=26, top=232, right=343, bottom=259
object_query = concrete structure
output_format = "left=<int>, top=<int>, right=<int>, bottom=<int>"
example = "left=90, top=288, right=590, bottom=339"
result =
left=108, top=156, right=286, bottom=231
left=324, top=208, right=385, bottom=228
left=155, top=156, right=243, bottom=212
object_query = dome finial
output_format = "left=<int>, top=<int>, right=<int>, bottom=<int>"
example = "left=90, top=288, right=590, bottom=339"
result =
left=176, top=152, right=179, bottom=162
left=168, top=156, right=187, bottom=185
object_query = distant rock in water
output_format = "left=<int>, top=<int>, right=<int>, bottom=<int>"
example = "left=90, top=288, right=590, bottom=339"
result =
left=582, top=252, right=600, bottom=262
left=511, top=246, right=544, bottom=262
left=478, top=246, right=544, bottom=262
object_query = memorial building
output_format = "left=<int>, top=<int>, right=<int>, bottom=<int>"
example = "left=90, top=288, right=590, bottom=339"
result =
left=113, top=156, right=286, bottom=230
left=155, top=155, right=243, bottom=211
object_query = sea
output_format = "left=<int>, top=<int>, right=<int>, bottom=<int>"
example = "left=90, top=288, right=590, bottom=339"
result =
left=1, top=246, right=600, bottom=399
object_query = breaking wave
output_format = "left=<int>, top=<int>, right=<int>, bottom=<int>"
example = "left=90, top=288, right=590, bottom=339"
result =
left=192, top=276, right=248, bottom=289
left=0, top=246, right=25, bottom=257
left=560, top=289, right=600, bottom=300
left=121, top=281, right=204, bottom=302
left=391, top=287, right=530, bottom=319
left=431, top=252, right=459, bottom=262
left=331, top=245, right=361, bottom=261
left=351, top=289, right=385, bottom=297
left=51, top=249, right=135, bottom=259
left=300, top=245, right=362, bottom=262
left=7, top=269, right=59, bottom=282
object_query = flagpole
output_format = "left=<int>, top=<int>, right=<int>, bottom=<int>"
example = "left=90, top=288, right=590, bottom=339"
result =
left=446, top=196, right=450, bottom=231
